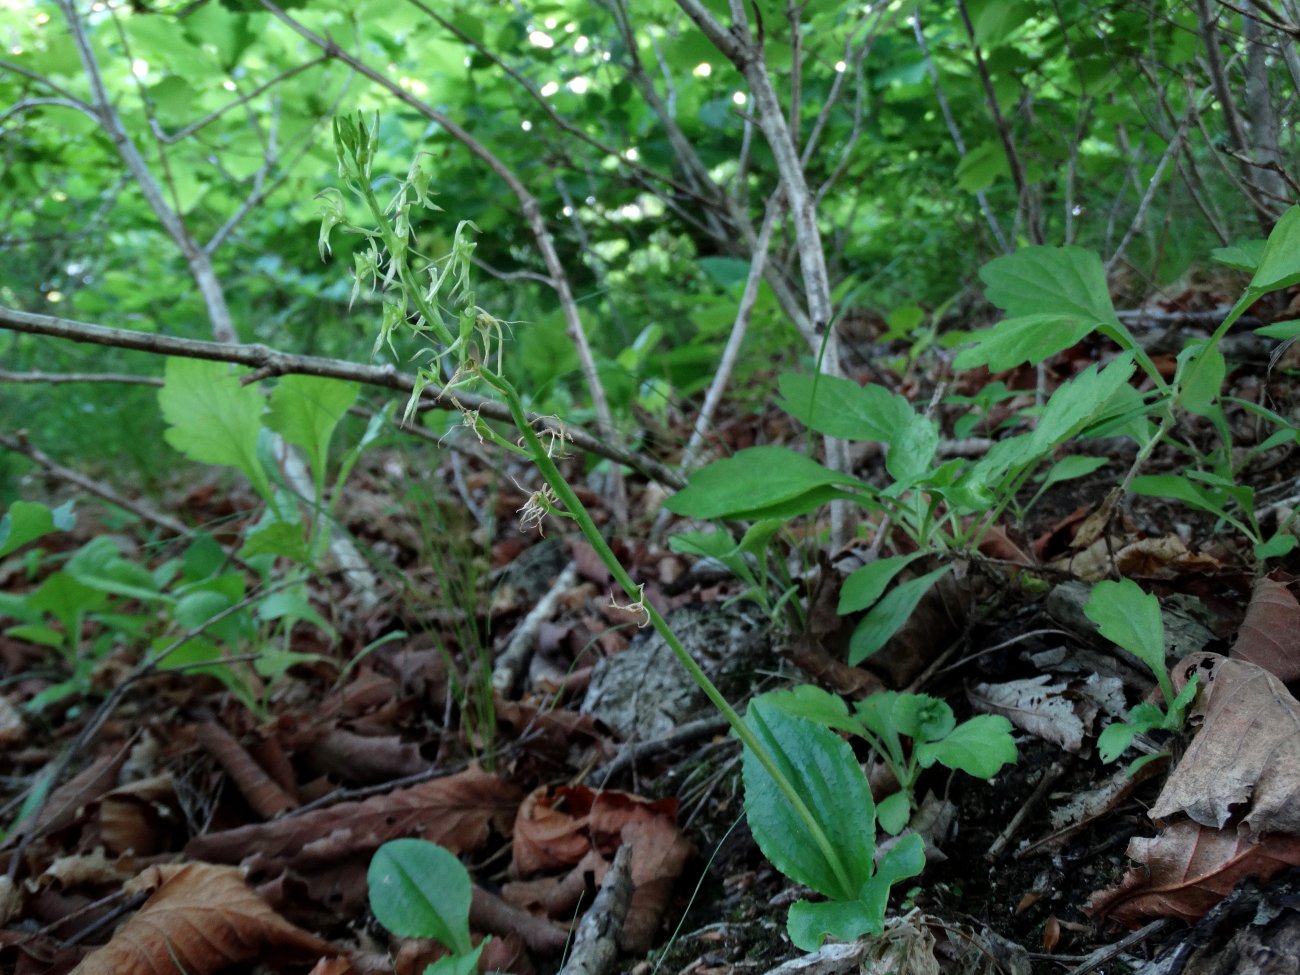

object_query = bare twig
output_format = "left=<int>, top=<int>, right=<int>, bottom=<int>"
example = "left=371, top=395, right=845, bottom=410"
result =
left=0, top=305, right=685, bottom=489
left=492, top=561, right=579, bottom=695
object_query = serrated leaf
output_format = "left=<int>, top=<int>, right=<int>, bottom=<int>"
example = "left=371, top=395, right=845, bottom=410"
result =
left=741, top=698, right=875, bottom=902
left=665, top=446, right=866, bottom=520
left=159, top=358, right=271, bottom=500
left=954, top=313, right=1099, bottom=371
left=848, top=566, right=951, bottom=665
left=1084, top=579, right=1165, bottom=676
left=368, top=839, right=473, bottom=953
left=265, top=376, right=358, bottom=497
left=915, top=715, right=1017, bottom=777
left=980, top=245, right=1119, bottom=323
left=777, top=372, right=912, bottom=443
left=1097, top=720, right=1139, bottom=763
left=1029, top=355, right=1136, bottom=453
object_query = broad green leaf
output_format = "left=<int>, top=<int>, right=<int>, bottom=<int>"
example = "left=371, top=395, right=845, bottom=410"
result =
left=265, top=375, right=358, bottom=497
left=886, top=412, right=940, bottom=485
left=848, top=565, right=951, bottom=665
left=1040, top=455, right=1109, bottom=489
left=741, top=698, right=876, bottom=902
left=915, top=715, right=1017, bottom=777
left=838, top=553, right=925, bottom=614
left=954, top=313, right=1098, bottom=372
left=1248, top=206, right=1300, bottom=294
left=1097, top=721, right=1139, bottom=763
left=857, top=833, right=925, bottom=928
left=979, top=245, right=1119, bottom=323
left=777, top=373, right=912, bottom=443
left=1211, top=238, right=1266, bottom=273
left=159, top=358, right=271, bottom=501
left=1255, top=319, right=1300, bottom=340
left=1130, top=474, right=1229, bottom=519
left=754, top=685, right=858, bottom=734
left=1256, top=533, right=1298, bottom=560
left=368, top=839, right=473, bottom=953
left=1175, top=343, right=1225, bottom=417
left=786, top=897, right=885, bottom=953
left=955, top=139, right=1009, bottom=193
left=27, top=573, right=107, bottom=637
left=665, top=446, right=866, bottom=520
left=425, top=947, right=486, bottom=975
left=875, top=792, right=911, bottom=836
left=5, top=624, right=65, bottom=649
left=65, top=537, right=169, bottom=603
left=0, top=500, right=75, bottom=558
left=1029, top=355, right=1136, bottom=454
left=1083, top=579, right=1165, bottom=676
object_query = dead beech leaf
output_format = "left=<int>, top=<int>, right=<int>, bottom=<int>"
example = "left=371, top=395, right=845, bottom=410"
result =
left=969, top=676, right=1087, bottom=752
left=1232, top=578, right=1300, bottom=682
left=511, top=785, right=692, bottom=954
left=71, top=862, right=338, bottom=975
left=1149, top=654, right=1300, bottom=834
left=1085, top=821, right=1300, bottom=927
left=186, top=766, right=521, bottom=865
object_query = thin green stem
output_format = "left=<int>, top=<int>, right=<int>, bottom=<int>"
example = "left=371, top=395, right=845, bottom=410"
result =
left=482, top=367, right=855, bottom=897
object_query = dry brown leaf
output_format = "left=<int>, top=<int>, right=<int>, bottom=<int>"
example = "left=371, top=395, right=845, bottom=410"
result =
left=1231, top=578, right=1300, bottom=682
left=99, top=775, right=178, bottom=856
left=186, top=766, right=521, bottom=865
left=969, top=676, right=1088, bottom=752
left=70, top=862, right=338, bottom=975
left=510, top=785, right=692, bottom=954
left=1085, top=821, right=1300, bottom=927
left=1149, top=653, right=1300, bottom=834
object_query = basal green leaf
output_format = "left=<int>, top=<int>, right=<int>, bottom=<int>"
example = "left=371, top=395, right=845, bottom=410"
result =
left=1211, top=238, right=1266, bottom=273
left=857, top=833, right=925, bottom=928
left=777, top=372, right=912, bottom=443
left=1130, top=474, right=1228, bottom=518
left=953, top=313, right=1098, bottom=371
left=265, top=375, right=358, bottom=496
left=838, top=554, right=925, bottom=614
left=368, top=839, right=473, bottom=953
left=65, top=537, right=170, bottom=604
left=741, top=698, right=876, bottom=902
left=876, top=792, right=911, bottom=836
left=665, top=446, right=866, bottom=519
left=1083, top=578, right=1165, bottom=676
left=979, top=245, right=1119, bottom=323
left=159, top=358, right=271, bottom=501
left=1248, top=206, right=1300, bottom=295
left=753, top=685, right=858, bottom=734
left=0, top=500, right=75, bottom=558
left=848, top=566, right=951, bottom=665
left=1097, top=721, right=1139, bottom=763
left=915, top=715, right=1017, bottom=777
left=1255, top=533, right=1298, bottom=560
left=786, top=897, right=882, bottom=952
left=1175, top=343, right=1225, bottom=417
left=1040, top=455, right=1109, bottom=490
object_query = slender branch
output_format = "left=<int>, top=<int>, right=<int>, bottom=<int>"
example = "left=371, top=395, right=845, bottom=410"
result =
left=682, top=192, right=783, bottom=470
left=0, top=305, right=685, bottom=489
left=1105, top=114, right=1190, bottom=273
left=0, top=57, right=86, bottom=103
left=0, top=96, right=99, bottom=129
left=912, top=13, right=1009, bottom=253
left=0, top=431, right=189, bottom=537
left=955, top=0, right=1041, bottom=244
left=57, top=0, right=238, bottom=344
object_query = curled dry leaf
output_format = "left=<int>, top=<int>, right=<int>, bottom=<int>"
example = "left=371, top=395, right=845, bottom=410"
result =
left=186, top=766, right=521, bottom=865
left=510, top=785, right=692, bottom=954
left=1231, top=578, right=1300, bottom=682
left=70, top=862, right=339, bottom=975
left=1085, top=821, right=1300, bottom=927
left=1149, top=653, right=1300, bottom=835
left=969, top=676, right=1088, bottom=752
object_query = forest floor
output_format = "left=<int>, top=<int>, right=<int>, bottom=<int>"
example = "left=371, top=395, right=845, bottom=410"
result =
left=5, top=288, right=1300, bottom=975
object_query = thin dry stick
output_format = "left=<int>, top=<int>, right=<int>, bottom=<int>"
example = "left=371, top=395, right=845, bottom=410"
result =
left=0, top=304, right=685, bottom=489
left=1105, top=114, right=1190, bottom=273
left=681, top=193, right=784, bottom=470
left=954, top=0, right=1042, bottom=244
left=0, top=431, right=189, bottom=537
